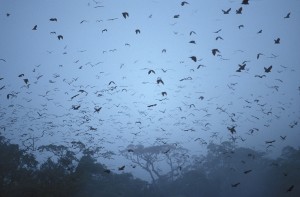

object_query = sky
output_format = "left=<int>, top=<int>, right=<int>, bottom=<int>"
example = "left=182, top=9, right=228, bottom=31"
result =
left=0, top=0, right=300, bottom=180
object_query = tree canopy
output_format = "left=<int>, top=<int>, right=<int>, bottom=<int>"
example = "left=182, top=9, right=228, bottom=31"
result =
left=0, top=134, right=299, bottom=197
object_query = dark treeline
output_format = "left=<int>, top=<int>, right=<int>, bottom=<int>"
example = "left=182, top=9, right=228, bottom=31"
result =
left=0, top=134, right=299, bottom=197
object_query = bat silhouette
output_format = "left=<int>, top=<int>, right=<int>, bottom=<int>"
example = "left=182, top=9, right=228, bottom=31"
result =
left=157, top=77, right=164, bottom=85
left=257, top=53, right=263, bottom=59
left=222, top=8, right=231, bottom=14
left=94, top=107, right=102, bottom=113
left=216, top=36, right=223, bottom=40
left=190, top=31, right=196, bottom=35
left=122, top=12, right=129, bottom=19
left=227, top=126, right=236, bottom=134
left=242, top=0, right=249, bottom=5
left=148, top=70, right=155, bottom=74
left=286, top=185, right=294, bottom=192
left=23, top=79, right=29, bottom=84
left=181, top=1, right=189, bottom=6
left=284, top=12, right=291, bottom=19
left=244, top=169, right=252, bottom=174
left=231, top=182, right=240, bottom=187
left=190, top=56, right=197, bottom=62
left=236, top=7, right=243, bottom=14
left=212, top=49, right=220, bottom=56
left=72, top=105, right=81, bottom=110
left=264, top=65, right=272, bottom=73
left=118, top=165, right=125, bottom=171
left=265, top=140, right=275, bottom=144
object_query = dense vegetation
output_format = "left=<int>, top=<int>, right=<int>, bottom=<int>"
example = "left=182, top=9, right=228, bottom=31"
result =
left=0, top=134, right=299, bottom=197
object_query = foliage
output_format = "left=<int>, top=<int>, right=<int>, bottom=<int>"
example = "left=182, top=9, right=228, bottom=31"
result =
left=0, top=134, right=300, bottom=197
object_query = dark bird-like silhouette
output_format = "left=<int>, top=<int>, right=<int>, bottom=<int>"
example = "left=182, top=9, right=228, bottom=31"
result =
left=57, top=35, right=63, bottom=40
left=49, top=18, right=57, bottom=22
left=222, top=8, right=231, bottom=14
left=280, top=135, right=286, bottom=140
left=197, top=64, right=205, bottom=69
left=118, top=165, right=125, bottom=171
left=242, top=0, right=249, bottom=5
left=227, top=126, right=236, bottom=134
left=32, top=25, right=37, bottom=30
left=212, top=49, right=220, bottom=56
left=102, top=29, right=107, bottom=33
left=94, top=107, right=102, bottom=113
left=71, top=94, right=79, bottom=100
left=122, top=12, right=129, bottom=19
left=135, top=29, right=141, bottom=34
left=7, top=93, right=15, bottom=99
left=23, top=79, right=29, bottom=84
left=284, top=12, right=291, bottom=19
left=190, top=31, right=196, bottom=35
left=181, top=1, right=189, bottom=6
left=161, top=92, right=167, bottom=96
left=236, top=63, right=246, bottom=72
left=265, top=140, right=276, bottom=144
left=254, top=75, right=266, bottom=78
left=157, top=77, right=164, bottom=85
left=257, top=29, right=262, bottom=34
left=162, top=49, right=167, bottom=53
left=174, top=14, right=180, bottom=18
left=244, top=169, right=252, bottom=174
left=231, top=182, right=240, bottom=187
left=214, top=29, right=222, bottom=33
left=257, top=53, right=263, bottom=59
left=236, top=7, right=243, bottom=14
left=189, top=40, right=196, bottom=44
left=238, top=25, right=244, bottom=29
left=286, top=185, right=294, bottom=192
left=190, top=56, right=197, bottom=62
left=148, top=69, right=155, bottom=74
left=18, top=74, right=25, bottom=77
left=274, top=38, right=280, bottom=44
left=216, top=36, right=223, bottom=40
left=147, top=104, right=157, bottom=107
left=264, top=65, right=272, bottom=73
left=72, top=105, right=81, bottom=110
left=108, top=81, right=115, bottom=85
left=0, top=59, right=6, bottom=62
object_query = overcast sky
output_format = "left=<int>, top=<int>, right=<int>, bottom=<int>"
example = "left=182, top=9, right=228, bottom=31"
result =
left=0, top=0, right=300, bottom=180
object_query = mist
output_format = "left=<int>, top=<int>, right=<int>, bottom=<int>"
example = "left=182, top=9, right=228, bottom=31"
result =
left=0, top=0, right=300, bottom=196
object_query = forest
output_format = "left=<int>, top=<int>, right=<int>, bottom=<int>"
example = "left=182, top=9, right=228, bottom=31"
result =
left=0, top=134, right=299, bottom=197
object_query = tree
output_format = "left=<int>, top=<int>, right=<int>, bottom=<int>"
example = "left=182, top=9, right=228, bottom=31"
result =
left=121, top=143, right=189, bottom=184
left=0, top=135, right=38, bottom=197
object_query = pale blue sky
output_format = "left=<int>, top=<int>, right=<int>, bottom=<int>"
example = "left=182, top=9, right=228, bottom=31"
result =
left=0, top=0, right=300, bottom=180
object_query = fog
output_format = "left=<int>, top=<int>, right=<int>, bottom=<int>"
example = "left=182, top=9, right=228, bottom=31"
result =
left=0, top=0, right=300, bottom=196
